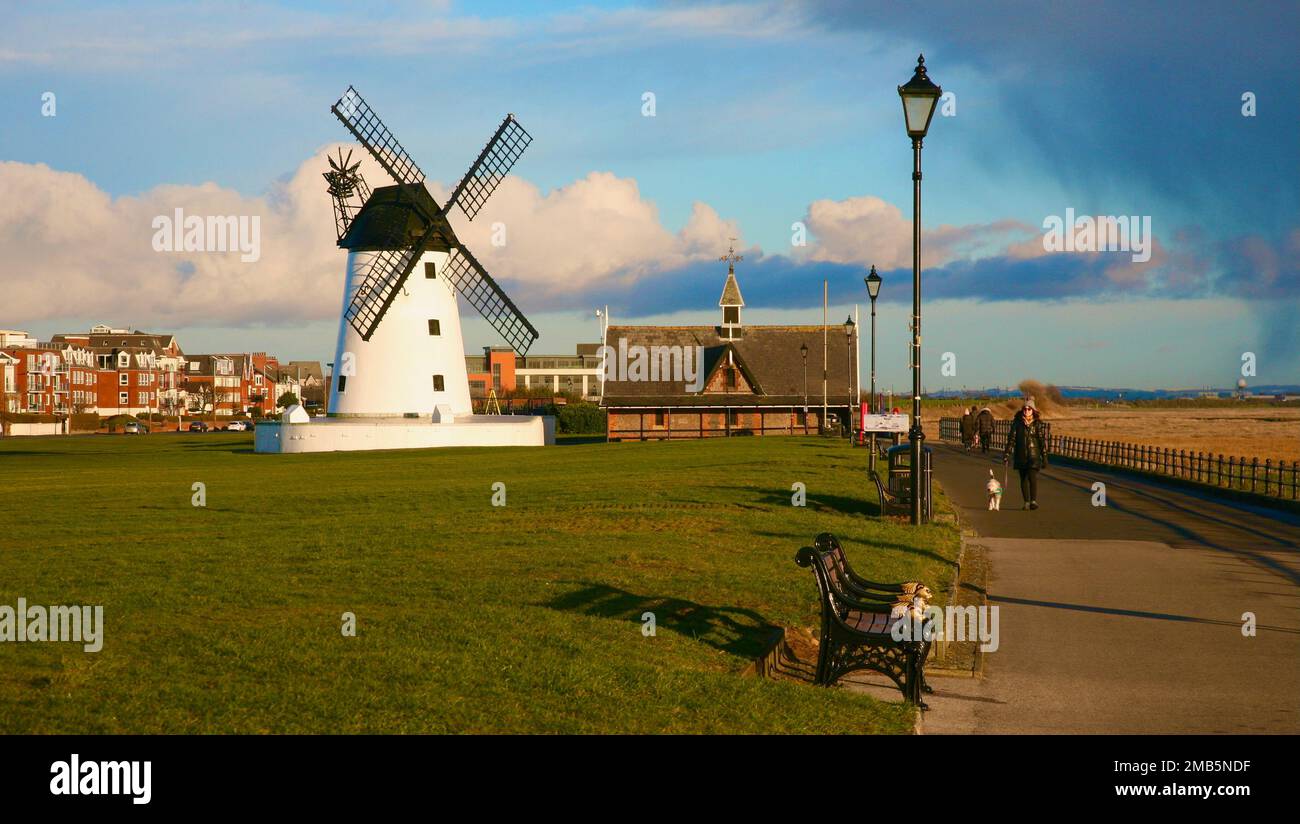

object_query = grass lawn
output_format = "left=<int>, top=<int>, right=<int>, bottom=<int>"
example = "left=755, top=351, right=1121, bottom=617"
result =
left=0, top=432, right=959, bottom=734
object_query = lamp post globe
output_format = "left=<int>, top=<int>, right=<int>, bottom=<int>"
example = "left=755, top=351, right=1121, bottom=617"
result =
left=865, top=265, right=882, bottom=300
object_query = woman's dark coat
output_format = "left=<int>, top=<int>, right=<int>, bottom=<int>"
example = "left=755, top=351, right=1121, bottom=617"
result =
left=959, top=412, right=977, bottom=444
left=1004, top=412, right=1049, bottom=469
left=976, top=408, right=994, bottom=436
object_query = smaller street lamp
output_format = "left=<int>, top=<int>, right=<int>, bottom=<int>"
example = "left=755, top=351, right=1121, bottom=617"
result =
left=800, top=341, right=809, bottom=429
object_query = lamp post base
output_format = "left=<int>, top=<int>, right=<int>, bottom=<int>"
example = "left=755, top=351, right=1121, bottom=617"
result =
left=908, top=424, right=926, bottom=525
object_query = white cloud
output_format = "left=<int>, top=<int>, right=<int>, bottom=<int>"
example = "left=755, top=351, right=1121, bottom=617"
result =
left=0, top=155, right=346, bottom=328
left=0, top=156, right=743, bottom=328
left=803, top=194, right=1038, bottom=269
left=441, top=172, right=741, bottom=300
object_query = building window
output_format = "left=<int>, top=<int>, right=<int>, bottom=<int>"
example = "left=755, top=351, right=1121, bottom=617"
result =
left=654, top=411, right=665, bottom=427
left=119, top=392, right=128, bottom=405
left=725, top=368, right=737, bottom=389
left=433, top=375, right=445, bottom=392
left=118, top=352, right=129, bottom=368
left=425, top=262, right=437, bottom=279
left=724, top=306, right=739, bottom=324
left=428, top=319, right=441, bottom=336
left=119, top=373, right=129, bottom=386
left=728, top=410, right=739, bottom=426
left=491, top=363, right=501, bottom=391
left=797, top=411, right=807, bottom=426
left=337, top=375, right=347, bottom=393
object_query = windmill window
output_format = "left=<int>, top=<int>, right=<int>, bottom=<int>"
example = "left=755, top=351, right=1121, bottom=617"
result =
left=433, top=375, right=445, bottom=392
left=425, top=262, right=437, bottom=279
left=428, top=319, right=441, bottom=336
left=337, top=375, right=347, bottom=394
left=724, top=307, right=739, bottom=324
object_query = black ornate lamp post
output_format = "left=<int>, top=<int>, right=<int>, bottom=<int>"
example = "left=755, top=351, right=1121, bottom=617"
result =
left=899, top=54, right=941, bottom=525
left=800, top=341, right=809, bottom=431
left=844, top=316, right=855, bottom=436
left=864, top=264, right=881, bottom=457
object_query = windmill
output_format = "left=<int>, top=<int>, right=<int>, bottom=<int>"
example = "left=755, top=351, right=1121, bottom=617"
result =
left=323, top=85, right=538, bottom=419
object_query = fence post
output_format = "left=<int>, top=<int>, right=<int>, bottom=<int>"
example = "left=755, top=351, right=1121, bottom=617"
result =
left=1264, top=458, right=1272, bottom=496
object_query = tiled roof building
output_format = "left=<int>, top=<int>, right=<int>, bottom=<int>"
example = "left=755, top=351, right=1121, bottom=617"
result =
left=601, top=258, right=858, bottom=440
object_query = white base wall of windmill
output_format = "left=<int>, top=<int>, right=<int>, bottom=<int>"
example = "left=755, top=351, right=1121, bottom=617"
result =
left=253, top=414, right=554, bottom=454
left=254, top=249, right=557, bottom=454
left=329, top=248, right=473, bottom=417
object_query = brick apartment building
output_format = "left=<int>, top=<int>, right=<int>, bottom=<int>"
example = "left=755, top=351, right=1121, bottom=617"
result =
left=182, top=352, right=302, bottom=416
left=0, top=325, right=316, bottom=424
left=50, top=326, right=187, bottom=416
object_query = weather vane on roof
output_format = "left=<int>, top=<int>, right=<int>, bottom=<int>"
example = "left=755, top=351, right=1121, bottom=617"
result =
left=719, top=238, right=743, bottom=271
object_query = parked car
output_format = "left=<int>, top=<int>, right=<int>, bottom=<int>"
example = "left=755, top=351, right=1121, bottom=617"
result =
left=188, top=421, right=211, bottom=433
left=123, top=421, right=149, bottom=435
left=226, top=420, right=251, bottom=432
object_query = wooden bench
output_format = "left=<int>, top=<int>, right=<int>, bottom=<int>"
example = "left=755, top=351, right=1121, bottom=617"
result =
left=795, top=536, right=932, bottom=707
left=813, top=532, right=934, bottom=697
left=869, top=470, right=909, bottom=517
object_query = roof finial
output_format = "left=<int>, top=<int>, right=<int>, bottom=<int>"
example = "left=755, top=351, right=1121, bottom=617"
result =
left=719, top=238, right=743, bottom=274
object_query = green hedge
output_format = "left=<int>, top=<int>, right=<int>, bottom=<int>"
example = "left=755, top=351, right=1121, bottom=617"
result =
left=556, top=403, right=606, bottom=435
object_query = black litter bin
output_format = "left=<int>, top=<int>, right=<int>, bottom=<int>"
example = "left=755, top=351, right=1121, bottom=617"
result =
left=886, top=443, right=932, bottom=523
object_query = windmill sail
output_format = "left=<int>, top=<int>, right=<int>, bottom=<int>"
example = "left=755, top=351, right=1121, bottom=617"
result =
left=445, top=114, right=532, bottom=221
left=331, top=86, right=426, bottom=186
left=443, top=243, right=539, bottom=356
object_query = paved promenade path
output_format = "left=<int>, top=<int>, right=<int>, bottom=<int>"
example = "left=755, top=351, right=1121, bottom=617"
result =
left=918, top=443, right=1300, bottom=734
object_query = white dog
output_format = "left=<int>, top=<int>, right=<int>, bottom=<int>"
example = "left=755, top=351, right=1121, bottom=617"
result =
left=986, top=469, right=1003, bottom=511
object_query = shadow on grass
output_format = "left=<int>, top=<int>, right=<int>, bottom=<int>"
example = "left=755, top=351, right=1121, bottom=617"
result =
left=175, top=439, right=256, bottom=454
left=556, top=436, right=607, bottom=446
left=540, top=581, right=779, bottom=660
left=750, top=490, right=882, bottom=518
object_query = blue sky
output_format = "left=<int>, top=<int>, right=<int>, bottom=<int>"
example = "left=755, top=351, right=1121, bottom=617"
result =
left=1, top=0, right=1297, bottom=390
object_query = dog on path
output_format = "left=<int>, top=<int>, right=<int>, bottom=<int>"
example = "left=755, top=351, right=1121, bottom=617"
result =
left=986, top=469, right=1003, bottom=511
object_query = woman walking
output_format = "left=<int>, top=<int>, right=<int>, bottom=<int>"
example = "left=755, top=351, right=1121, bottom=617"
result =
left=1003, top=398, right=1049, bottom=509
left=960, top=405, right=977, bottom=450
left=976, top=406, right=994, bottom=454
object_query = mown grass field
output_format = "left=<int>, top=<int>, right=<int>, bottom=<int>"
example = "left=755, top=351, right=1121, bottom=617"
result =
left=0, top=433, right=959, bottom=734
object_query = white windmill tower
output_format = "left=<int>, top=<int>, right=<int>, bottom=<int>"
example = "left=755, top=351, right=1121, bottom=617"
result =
left=256, top=86, right=550, bottom=453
